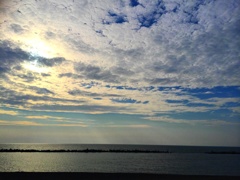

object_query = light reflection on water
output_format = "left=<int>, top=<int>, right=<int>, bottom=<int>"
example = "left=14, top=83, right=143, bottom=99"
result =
left=0, top=152, right=240, bottom=175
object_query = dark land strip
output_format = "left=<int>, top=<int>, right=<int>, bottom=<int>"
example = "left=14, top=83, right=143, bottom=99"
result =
left=0, top=149, right=240, bottom=154
left=0, top=149, right=170, bottom=153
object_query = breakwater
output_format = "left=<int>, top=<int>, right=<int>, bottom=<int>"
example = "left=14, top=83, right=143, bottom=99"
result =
left=0, top=148, right=171, bottom=153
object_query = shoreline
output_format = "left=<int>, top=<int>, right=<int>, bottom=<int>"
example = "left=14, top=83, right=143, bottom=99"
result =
left=0, top=149, right=170, bottom=153
left=0, top=172, right=239, bottom=180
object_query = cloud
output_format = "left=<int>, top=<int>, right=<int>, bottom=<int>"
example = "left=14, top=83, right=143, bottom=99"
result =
left=0, top=86, right=85, bottom=107
left=30, top=104, right=128, bottom=114
left=63, top=35, right=98, bottom=54
left=112, top=66, right=135, bottom=76
left=37, top=57, right=65, bottom=67
left=9, top=23, right=25, bottom=34
left=144, top=77, right=177, bottom=85
left=93, top=98, right=102, bottom=100
left=24, top=115, right=88, bottom=125
left=74, top=62, right=120, bottom=83
left=111, top=98, right=149, bottom=104
left=68, top=89, right=100, bottom=97
left=135, top=0, right=166, bottom=29
left=45, top=31, right=56, bottom=39
left=103, top=124, right=151, bottom=128
left=148, top=1, right=240, bottom=87
left=103, top=11, right=128, bottom=25
left=2, top=0, right=238, bottom=87
left=14, top=72, right=40, bottom=82
left=165, top=99, right=215, bottom=108
left=69, top=90, right=120, bottom=98
left=80, top=81, right=101, bottom=89
left=28, top=86, right=54, bottom=95
left=0, top=40, right=65, bottom=77
left=0, top=120, right=87, bottom=127
left=105, top=85, right=150, bottom=91
left=0, top=120, right=42, bottom=126
left=166, top=99, right=189, bottom=104
left=0, top=40, right=29, bottom=74
left=25, top=115, right=58, bottom=119
left=111, top=98, right=138, bottom=104
left=58, top=73, right=82, bottom=79
left=41, top=73, right=51, bottom=77
left=53, top=123, right=87, bottom=127
left=0, top=109, right=18, bottom=115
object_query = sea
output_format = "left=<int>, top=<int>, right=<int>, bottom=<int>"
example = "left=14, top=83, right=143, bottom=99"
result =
left=0, top=144, right=240, bottom=176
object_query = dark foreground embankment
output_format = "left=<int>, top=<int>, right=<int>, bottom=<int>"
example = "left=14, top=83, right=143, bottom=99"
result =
left=0, top=173, right=239, bottom=180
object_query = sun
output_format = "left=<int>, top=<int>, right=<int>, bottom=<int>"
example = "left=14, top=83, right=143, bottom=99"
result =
left=22, top=60, right=49, bottom=73
left=28, top=42, right=52, bottom=58
left=21, top=38, right=57, bottom=73
left=25, top=38, right=56, bottom=58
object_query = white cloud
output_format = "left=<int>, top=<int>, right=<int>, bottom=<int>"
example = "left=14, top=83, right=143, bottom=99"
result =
left=0, top=109, right=18, bottom=115
left=0, top=119, right=88, bottom=127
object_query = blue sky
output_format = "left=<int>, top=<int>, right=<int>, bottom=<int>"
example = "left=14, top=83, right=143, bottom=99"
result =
left=0, top=0, right=239, bottom=146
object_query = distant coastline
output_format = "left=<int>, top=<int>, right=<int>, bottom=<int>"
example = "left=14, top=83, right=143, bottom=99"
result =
left=0, top=148, right=171, bottom=153
left=1, top=148, right=240, bottom=154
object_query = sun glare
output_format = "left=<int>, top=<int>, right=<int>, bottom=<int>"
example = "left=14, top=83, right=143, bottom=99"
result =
left=24, top=38, right=56, bottom=58
left=20, top=38, right=57, bottom=73
left=23, top=60, right=49, bottom=73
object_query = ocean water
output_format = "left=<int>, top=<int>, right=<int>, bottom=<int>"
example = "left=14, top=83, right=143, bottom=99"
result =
left=0, top=144, right=240, bottom=175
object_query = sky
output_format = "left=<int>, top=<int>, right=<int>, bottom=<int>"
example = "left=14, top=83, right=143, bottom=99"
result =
left=0, top=0, right=239, bottom=146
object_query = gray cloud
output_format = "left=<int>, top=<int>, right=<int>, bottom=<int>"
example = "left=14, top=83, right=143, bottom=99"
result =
left=149, top=55, right=187, bottom=74
left=111, top=66, right=135, bottom=76
left=9, top=23, right=25, bottom=34
left=0, top=86, right=85, bottom=107
left=37, top=57, right=65, bottom=67
left=45, top=31, right=56, bottom=39
left=29, top=86, right=54, bottom=95
left=14, top=72, right=40, bottom=82
left=68, top=89, right=99, bottom=97
left=41, top=73, right=51, bottom=77
left=74, top=62, right=120, bottom=83
left=68, top=89, right=121, bottom=98
left=31, top=104, right=128, bottom=113
left=58, top=73, right=83, bottom=79
left=111, top=97, right=149, bottom=104
left=144, top=77, right=178, bottom=85
left=0, top=40, right=65, bottom=80
left=0, top=40, right=28, bottom=74
left=64, top=35, right=98, bottom=54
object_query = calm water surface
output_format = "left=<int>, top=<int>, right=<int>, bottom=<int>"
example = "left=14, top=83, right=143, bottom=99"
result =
left=0, top=144, right=240, bottom=175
